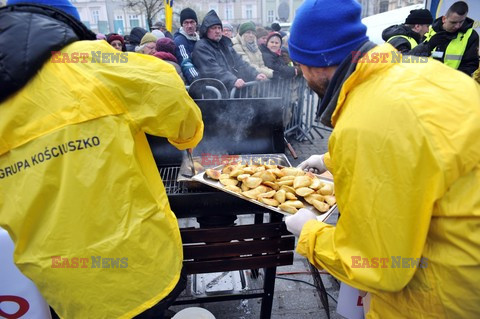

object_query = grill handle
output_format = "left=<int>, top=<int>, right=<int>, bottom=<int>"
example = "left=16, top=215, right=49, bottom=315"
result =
left=284, top=137, right=298, bottom=159
left=186, top=148, right=196, bottom=177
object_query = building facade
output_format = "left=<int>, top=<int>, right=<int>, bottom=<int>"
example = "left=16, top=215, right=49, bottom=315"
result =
left=358, top=0, right=424, bottom=18
left=73, top=0, right=150, bottom=35
left=0, top=0, right=424, bottom=34
left=72, top=0, right=306, bottom=34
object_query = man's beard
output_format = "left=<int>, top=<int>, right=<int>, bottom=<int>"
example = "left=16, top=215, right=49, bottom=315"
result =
left=307, top=77, right=330, bottom=99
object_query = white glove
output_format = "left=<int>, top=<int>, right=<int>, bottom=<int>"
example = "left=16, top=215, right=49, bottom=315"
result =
left=285, top=208, right=318, bottom=237
left=297, top=154, right=327, bottom=174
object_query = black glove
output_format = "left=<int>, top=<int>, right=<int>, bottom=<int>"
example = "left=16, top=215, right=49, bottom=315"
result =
left=427, top=31, right=453, bottom=51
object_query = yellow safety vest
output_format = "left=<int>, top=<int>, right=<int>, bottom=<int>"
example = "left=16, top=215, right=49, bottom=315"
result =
left=387, top=35, right=418, bottom=49
left=425, top=27, right=474, bottom=69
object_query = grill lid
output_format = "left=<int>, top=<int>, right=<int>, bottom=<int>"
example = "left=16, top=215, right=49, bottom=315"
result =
left=148, top=98, right=285, bottom=167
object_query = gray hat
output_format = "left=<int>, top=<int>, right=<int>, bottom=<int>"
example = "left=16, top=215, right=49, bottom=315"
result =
left=223, top=22, right=233, bottom=31
left=152, top=21, right=165, bottom=30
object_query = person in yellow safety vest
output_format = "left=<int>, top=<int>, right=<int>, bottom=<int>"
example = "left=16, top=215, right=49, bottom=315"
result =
left=410, top=1, right=479, bottom=76
left=286, top=0, right=480, bottom=318
left=0, top=1, right=203, bottom=319
left=381, top=9, right=433, bottom=53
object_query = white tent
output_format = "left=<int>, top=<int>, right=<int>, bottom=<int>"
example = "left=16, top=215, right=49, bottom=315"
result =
left=362, top=4, right=424, bottom=44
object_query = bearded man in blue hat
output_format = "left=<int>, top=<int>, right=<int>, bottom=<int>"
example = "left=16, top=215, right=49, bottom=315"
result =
left=285, top=0, right=480, bottom=318
left=0, top=1, right=203, bottom=318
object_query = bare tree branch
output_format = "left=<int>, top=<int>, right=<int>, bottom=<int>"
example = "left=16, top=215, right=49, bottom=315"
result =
left=125, top=0, right=164, bottom=29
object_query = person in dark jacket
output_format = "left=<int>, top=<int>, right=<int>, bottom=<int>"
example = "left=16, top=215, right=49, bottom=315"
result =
left=409, top=1, right=479, bottom=76
left=382, top=9, right=433, bottom=52
left=126, top=26, right=147, bottom=52
left=192, top=10, right=267, bottom=91
left=174, top=7, right=200, bottom=84
left=260, top=32, right=298, bottom=79
left=151, top=21, right=173, bottom=39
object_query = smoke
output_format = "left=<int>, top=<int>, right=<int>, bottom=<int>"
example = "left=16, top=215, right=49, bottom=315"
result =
left=191, top=98, right=283, bottom=157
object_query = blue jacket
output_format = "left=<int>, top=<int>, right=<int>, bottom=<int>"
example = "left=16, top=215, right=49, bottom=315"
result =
left=174, top=30, right=199, bottom=84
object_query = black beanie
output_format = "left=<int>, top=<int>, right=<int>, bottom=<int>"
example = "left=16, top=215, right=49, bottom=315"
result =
left=271, top=22, right=281, bottom=31
left=180, top=8, right=198, bottom=25
left=405, top=9, right=433, bottom=25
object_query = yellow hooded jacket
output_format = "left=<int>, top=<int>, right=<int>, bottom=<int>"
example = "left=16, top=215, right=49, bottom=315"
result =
left=0, top=41, right=203, bottom=318
left=297, top=44, right=480, bottom=318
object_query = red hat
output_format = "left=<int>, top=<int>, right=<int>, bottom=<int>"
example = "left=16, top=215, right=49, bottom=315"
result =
left=156, top=37, right=176, bottom=55
left=107, top=34, right=124, bottom=45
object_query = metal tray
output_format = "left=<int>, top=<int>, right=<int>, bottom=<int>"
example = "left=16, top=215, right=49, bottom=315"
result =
left=192, top=160, right=337, bottom=222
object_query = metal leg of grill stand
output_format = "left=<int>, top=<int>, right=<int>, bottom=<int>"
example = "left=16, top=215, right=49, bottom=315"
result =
left=260, top=266, right=277, bottom=319
left=309, top=262, right=331, bottom=319
left=250, top=213, right=264, bottom=279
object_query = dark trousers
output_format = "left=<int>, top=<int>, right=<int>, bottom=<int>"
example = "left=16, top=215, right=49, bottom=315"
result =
left=134, top=271, right=187, bottom=319
left=50, top=271, right=187, bottom=319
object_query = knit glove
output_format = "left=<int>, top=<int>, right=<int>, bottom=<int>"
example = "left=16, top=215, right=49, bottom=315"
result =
left=285, top=208, right=318, bottom=237
left=297, top=154, right=326, bottom=174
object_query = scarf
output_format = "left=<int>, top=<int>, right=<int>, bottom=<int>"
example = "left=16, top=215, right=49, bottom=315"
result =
left=318, top=41, right=377, bottom=128
left=245, top=41, right=258, bottom=53
left=154, top=51, right=178, bottom=63
left=179, top=27, right=200, bottom=41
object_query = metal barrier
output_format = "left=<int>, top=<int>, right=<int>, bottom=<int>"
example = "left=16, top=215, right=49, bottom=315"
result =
left=186, top=77, right=331, bottom=143
left=229, top=79, right=300, bottom=136
left=187, top=78, right=229, bottom=100
left=295, top=84, right=333, bottom=142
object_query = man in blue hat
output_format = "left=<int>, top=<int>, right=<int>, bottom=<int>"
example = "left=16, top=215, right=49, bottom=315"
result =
left=284, top=0, right=480, bottom=317
left=0, top=1, right=203, bottom=318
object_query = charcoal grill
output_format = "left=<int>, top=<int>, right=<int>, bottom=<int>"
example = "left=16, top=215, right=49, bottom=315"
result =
left=149, top=98, right=286, bottom=218
left=148, top=97, right=293, bottom=319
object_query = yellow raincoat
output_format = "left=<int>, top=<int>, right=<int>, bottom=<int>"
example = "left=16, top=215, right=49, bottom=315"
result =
left=0, top=41, right=203, bottom=318
left=297, top=44, right=480, bottom=318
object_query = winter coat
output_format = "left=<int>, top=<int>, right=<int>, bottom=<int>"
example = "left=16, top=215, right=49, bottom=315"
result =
left=409, top=17, right=479, bottom=76
left=192, top=10, right=258, bottom=90
left=231, top=34, right=274, bottom=78
left=126, top=27, right=147, bottom=52
left=174, top=29, right=200, bottom=84
left=260, top=44, right=296, bottom=79
left=381, top=24, right=422, bottom=52
left=298, top=43, right=480, bottom=318
left=0, top=4, right=203, bottom=318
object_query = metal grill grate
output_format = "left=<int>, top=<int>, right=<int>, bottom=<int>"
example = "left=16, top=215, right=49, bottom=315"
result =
left=160, top=166, right=185, bottom=194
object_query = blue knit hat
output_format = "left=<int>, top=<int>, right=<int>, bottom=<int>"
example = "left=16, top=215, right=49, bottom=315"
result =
left=288, top=0, right=368, bottom=67
left=7, top=0, right=81, bottom=21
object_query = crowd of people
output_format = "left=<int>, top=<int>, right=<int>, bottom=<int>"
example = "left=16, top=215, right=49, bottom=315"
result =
left=98, top=7, right=301, bottom=90
left=97, top=3, right=479, bottom=91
